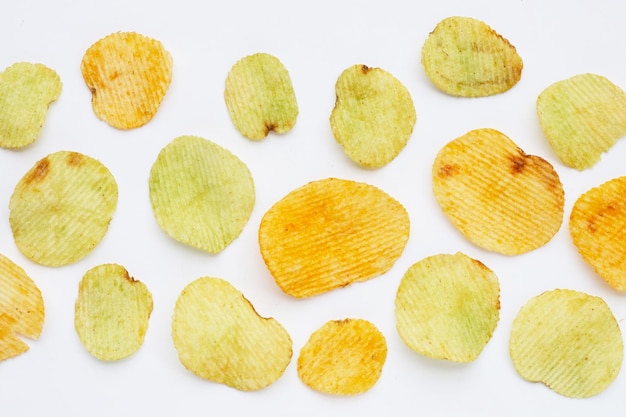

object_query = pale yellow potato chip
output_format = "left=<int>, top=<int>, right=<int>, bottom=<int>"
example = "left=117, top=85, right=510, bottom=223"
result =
left=510, top=289, right=623, bottom=398
left=172, top=277, right=292, bottom=391
left=432, top=128, right=564, bottom=255
left=74, top=264, right=153, bottom=361
left=258, top=178, right=410, bottom=298
left=395, top=252, right=500, bottom=363
left=149, top=135, right=255, bottom=254
left=422, top=16, right=523, bottom=97
left=224, top=52, right=298, bottom=140
left=537, top=73, right=626, bottom=170
left=330, top=64, right=416, bottom=168
left=0, top=62, right=62, bottom=149
left=297, top=318, right=387, bottom=395
left=9, top=151, right=118, bottom=267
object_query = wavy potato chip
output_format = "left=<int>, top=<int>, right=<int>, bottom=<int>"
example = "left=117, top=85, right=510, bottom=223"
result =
left=432, top=128, right=564, bottom=255
left=510, top=289, right=623, bottom=398
left=259, top=178, right=410, bottom=298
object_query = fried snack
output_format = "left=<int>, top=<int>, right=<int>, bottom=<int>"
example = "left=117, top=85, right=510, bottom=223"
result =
left=172, top=277, right=292, bottom=391
left=297, top=318, right=387, bottom=395
left=224, top=52, right=298, bottom=140
left=537, top=73, right=626, bottom=170
left=330, top=64, right=416, bottom=168
left=421, top=16, right=523, bottom=97
left=510, top=289, right=623, bottom=398
left=0, top=62, right=62, bottom=149
left=74, top=264, right=153, bottom=361
left=81, top=31, right=173, bottom=129
left=432, top=128, right=564, bottom=255
left=395, top=252, right=500, bottom=363
left=0, top=254, right=44, bottom=361
left=149, top=135, right=255, bottom=253
left=258, top=178, right=410, bottom=298
left=9, top=151, right=118, bottom=267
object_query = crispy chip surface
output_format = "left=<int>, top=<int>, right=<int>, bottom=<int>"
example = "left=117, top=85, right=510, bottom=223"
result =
left=509, top=289, right=623, bottom=398
left=9, top=151, right=118, bottom=266
left=172, top=277, right=292, bottom=391
left=432, top=128, right=564, bottom=255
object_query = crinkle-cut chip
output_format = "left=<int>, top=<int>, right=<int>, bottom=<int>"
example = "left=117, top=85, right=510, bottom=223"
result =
left=172, top=277, right=292, bottom=391
left=432, top=128, right=564, bottom=255
left=297, top=318, right=387, bottom=395
left=395, top=253, right=500, bottom=363
left=74, top=264, right=153, bottom=361
left=9, top=151, right=118, bottom=267
left=81, top=31, right=173, bottom=129
left=330, top=64, right=416, bottom=168
left=224, top=52, right=298, bottom=140
left=421, top=16, right=523, bottom=97
left=510, top=289, right=623, bottom=398
left=259, top=178, right=410, bottom=298
left=149, top=135, right=255, bottom=254
left=0, top=62, right=62, bottom=149
left=537, top=73, right=626, bottom=170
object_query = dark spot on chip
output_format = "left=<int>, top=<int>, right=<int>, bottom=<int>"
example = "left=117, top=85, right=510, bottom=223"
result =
left=25, top=158, right=50, bottom=184
left=67, top=152, right=85, bottom=167
left=361, top=65, right=371, bottom=74
left=439, top=164, right=459, bottom=177
left=510, top=154, right=527, bottom=174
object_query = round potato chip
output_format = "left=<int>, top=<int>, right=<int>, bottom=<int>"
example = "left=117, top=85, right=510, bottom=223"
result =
left=9, top=151, right=118, bottom=267
left=509, top=289, right=623, bottom=398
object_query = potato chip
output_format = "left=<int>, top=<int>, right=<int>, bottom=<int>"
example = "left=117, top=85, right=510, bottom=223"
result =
left=81, top=31, right=173, bottom=129
left=74, top=264, right=153, bottom=361
left=432, top=128, right=564, bottom=255
left=149, top=135, right=255, bottom=254
left=297, top=318, right=387, bottom=395
left=509, top=289, right=623, bottom=398
left=224, top=52, right=298, bottom=140
left=330, top=64, right=416, bottom=168
left=258, top=178, right=409, bottom=298
left=172, top=277, right=292, bottom=391
left=0, top=62, right=62, bottom=149
left=9, top=151, right=118, bottom=267
left=395, top=252, right=500, bottom=363
left=421, top=16, right=523, bottom=97
left=537, top=73, right=626, bottom=170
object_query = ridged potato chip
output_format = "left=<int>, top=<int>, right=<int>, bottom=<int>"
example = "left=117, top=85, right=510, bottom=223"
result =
left=172, top=277, right=292, bottom=391
left=9, top=151, right=118, bottom=267
left=149, top=135, right=255, bottom=253
left=297, top=318, right=387, bottom=395
left=74, top=264, right=153, bottom=361
left=395, top=252, right=500, bottom=363
left=432, top=128, right=564, bottom=255
left=422, top=16, right=523, bottom=97
left=537, top=73, right=626, bottom=170
left=0, top=62, right=62, bottom=149
left=330, top=64, right=416, bottom=168
left=81, top=31, right=173, bottom=129
left=258, top=178, right=409, bottom=298
left=224, top=52, right=298, bottom=140
left=510, top=289, right=623, bottom=398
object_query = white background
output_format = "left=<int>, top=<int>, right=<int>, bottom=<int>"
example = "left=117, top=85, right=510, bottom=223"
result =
left=2, top=0, right=626, bottom=416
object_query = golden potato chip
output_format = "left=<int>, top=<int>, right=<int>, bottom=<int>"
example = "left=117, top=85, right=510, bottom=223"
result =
left=330, top=64, right=416, bottom=168
left=149, top=135, right=255, bottom=253
left=9, top=151, right=118, bottom=267
left=0, top=62, right=62, bottom=149
left=258, top=178, right=410, bottom=298
left=510, top=289, right=623, bottom=398
left=421, top=16, right=523, bottom=97
left=81, top=31, right=173, bottom=129
left=537, top=73, right=626, bottom=170
left=395, top=252, right=500, bottom=363
left=74, top=264, right=153, bottom=361
left=172, top=277, right=292, bottom=391
left=297, top=318, right=387, bottom=395
left=432, top=128, right=564, bottom=255
left=224, top=52, right=298, bottom=140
